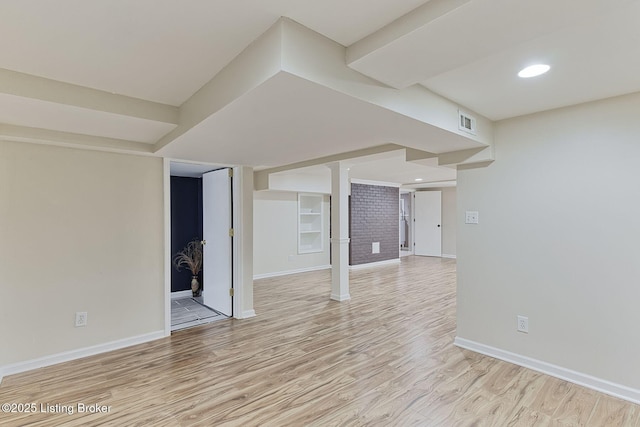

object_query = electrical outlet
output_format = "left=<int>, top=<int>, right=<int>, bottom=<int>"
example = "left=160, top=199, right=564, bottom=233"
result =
left=75, top=312, right=88, bottom=327
left=517, top=315, right=528, bottom=333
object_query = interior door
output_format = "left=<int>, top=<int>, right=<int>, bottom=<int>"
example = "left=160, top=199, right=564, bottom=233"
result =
left=202, top=168, right=233, bottom=316
left=414, top=191, right=442, bottom=257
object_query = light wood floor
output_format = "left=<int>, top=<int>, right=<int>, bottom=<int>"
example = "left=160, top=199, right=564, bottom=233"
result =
left=1, top=256, right=639, bottom=426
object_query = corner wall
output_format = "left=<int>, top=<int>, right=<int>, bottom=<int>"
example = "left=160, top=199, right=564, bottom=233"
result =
left=0, top=141, right=164, bottom=368
left=456, top=92, right=640, bottom=395
left=253, top=191, right=330, bottom=278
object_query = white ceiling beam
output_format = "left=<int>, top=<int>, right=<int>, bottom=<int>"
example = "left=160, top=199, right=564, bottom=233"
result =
left=153, top=19, right=284, bottom=153
left=157, top=18, right=493, bottom=167
left=346, top=0, right=471, bottom=88
left=278, top=18, right=493, bottom=148
left=0, top=68, right=178, bottom=125
left=437, top=146, right=493, bottom=168
left=0, top=123, right=153, bottom=155
left=254, top=144, right=445, bottom=191
left=255, top=144, right=408, bottom=190
left=347, top=0, right=470, bottom=75
left=405, top=147, right=438, bottom=162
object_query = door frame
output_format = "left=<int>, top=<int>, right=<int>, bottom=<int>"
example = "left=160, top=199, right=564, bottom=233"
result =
left=400, top=189, right=415, bottom=255
left=163, top=158, right=246, bottom=336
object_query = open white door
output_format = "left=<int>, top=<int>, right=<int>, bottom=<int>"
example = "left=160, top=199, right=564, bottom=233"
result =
left=202, top=168, right=233, bottom=316
left=414, top=191, right=442, bottom=257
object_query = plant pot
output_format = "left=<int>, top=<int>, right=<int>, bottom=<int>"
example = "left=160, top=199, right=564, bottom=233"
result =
left=191, top=276, right=200, bottom=297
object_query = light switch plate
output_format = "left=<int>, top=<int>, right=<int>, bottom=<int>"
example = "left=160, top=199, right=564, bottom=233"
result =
left=465, top=211, right=479, bottom=224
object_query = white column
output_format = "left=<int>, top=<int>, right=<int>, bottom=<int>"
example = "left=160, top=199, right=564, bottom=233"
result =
left=328, top=162, right=350, bottom=301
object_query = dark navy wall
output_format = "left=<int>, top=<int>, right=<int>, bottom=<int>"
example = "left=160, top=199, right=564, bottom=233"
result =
left=171, top=177, right=203, bottom=292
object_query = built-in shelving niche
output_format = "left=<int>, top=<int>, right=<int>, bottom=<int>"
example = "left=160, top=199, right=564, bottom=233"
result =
left=298, top=193, right=323, bottom=254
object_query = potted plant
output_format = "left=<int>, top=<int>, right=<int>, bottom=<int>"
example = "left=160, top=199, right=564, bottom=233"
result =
left=173, top=238, right=203, bottom=297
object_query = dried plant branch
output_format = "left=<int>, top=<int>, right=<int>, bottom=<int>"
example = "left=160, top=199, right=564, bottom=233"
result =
left=173, top=239, right=203, bottom=276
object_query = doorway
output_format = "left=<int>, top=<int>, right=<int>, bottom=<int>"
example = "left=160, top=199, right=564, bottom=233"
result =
left=400, top=191, right=413, bottom=257
left=166, top=161, right=234, bottom=332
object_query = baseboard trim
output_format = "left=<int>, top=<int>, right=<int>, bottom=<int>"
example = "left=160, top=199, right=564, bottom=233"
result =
left=253, top=264, right=331, bottom=280
left=237, top=310, right=256, bottom=319
left=441, top=254, right=457, bottom=259
left=349, top=258, right=400, bottom=270
left=171, top=290, right=193, bottom=299
left=330, top=293, right=351, bottom=301
left=454, top=337, right=640, bottom=405
left=0, top=330, right=165, bottom=382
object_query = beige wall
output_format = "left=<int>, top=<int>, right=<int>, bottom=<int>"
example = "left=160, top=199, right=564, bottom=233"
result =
left=253, top=191, right=330, bottom=277
left=0, top=141, right=164, bottom=366
left=457, top=92, right=640, bottom=389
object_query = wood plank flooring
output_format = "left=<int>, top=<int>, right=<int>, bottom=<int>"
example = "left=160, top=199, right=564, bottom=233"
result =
left=1, top=256, right=638, bottom=426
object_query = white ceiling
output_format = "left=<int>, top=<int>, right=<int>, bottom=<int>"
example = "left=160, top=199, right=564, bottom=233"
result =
left=421, top=0, right=640, bottom=120
left=2, top=0, right=639, bottom=185
left=0, top=0, right=426, bottom=105
left=0, top=93, right=173, bottom=143
left=157, top=72, right=483, bottom=168
left=270, top=150, right=456, bottom=189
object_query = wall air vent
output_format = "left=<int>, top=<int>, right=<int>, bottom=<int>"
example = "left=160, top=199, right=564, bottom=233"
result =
left=458, top=110, right=477, bottom=135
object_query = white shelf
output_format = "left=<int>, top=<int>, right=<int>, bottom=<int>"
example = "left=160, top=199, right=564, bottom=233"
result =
left=298, top=193, right=323, bottom=254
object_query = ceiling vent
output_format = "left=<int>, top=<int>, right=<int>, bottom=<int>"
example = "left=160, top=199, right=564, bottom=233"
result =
left=458, top=110, right=477, bottom=135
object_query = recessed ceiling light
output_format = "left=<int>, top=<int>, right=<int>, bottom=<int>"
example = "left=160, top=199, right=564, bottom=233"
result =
left=414, top=178, right=423, bottom=182
left=518, top=64, right=550, bottom=78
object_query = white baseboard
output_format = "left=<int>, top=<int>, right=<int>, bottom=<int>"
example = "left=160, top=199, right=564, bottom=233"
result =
left=330, top=293, right=351, bottom=301
left=237, top=310, right=256, bottom=319
left=171, top=290, right=193, bottom=299
left=0, top=331, right=165, bottom=383
left=349, top=258, right=400, bottom=270
left=253, top=264, right=331, bottom=280
left=454, top=337, right=640, bottom=405
left=442, top=254, right=457, bottom=259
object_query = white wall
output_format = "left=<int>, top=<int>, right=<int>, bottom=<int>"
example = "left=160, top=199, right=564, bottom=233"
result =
left=441, top=188, right=457, bottom=257
left=231, top=166, right=255, bottom=318
left=0, top=141, right=164, bottom=367
left=253, top=191, right=330, bottom=278
left=457, top=92, right=640, bottom=391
